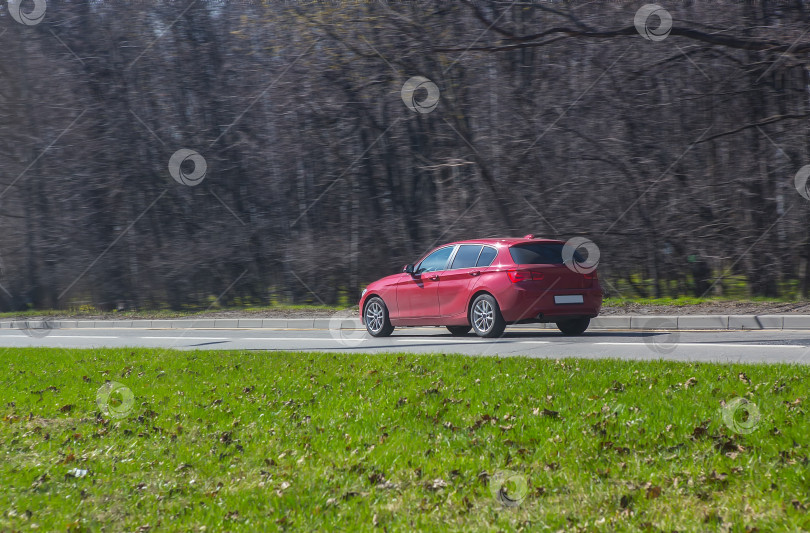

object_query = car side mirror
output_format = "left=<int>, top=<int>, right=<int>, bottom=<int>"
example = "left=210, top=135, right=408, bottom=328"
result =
left=404, top=264, right=415, bottom=275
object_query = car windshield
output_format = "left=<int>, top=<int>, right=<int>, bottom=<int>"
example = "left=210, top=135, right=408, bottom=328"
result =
left=509, top=243, right=583, bottom=265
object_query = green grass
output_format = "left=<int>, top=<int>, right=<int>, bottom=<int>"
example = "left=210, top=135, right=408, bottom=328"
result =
left=602, top=296, right=803, bottom=308
left=604, top=296, right=709, bottom=307
left=0, top=303, right=349, bottom=319
left=4, top=295, right=806, bottom=320
left=606, top=274, right=805, bottom=301
left=2, top=349, right=809, bottom=531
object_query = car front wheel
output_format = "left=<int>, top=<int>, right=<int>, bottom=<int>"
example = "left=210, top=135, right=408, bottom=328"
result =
left=556, top=317, right=590, bottom=336
left=470, top=294, right=506, bottom=338
left=364, top=297, right=394, bottom=337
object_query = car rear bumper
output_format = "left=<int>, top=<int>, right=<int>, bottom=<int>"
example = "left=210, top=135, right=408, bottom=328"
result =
left=497, top=284, right=602, bottom=323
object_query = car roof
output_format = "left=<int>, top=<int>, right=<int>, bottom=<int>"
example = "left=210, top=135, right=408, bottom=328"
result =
left=445, top=237, right=565, bottom=247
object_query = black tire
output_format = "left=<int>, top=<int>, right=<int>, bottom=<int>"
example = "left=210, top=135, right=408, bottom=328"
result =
left=446, top=325, right=472, bottom=336
left=364, top=297, right=394, bottom=337
left=470, top=294, right=506, bottom=338
left=556, top=318, right=590, bottom=336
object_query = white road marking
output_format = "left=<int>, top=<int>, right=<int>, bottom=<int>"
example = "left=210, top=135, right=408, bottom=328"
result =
left=394, top=338, right=551, bottom=344
left=140, top=336, right=229, bottom=341
left=0, top=334, right=804, bottom=352
left=0, top=335, right=117, bottom=339
left=133, top=337, right=552, bottom=344
left=596, top=342, right=807, bottom=349
left=395, top=338, right=492, bottom=343
left=50, top=335, right=119, bottom=339
left=241, top=337, right=342, bottom=341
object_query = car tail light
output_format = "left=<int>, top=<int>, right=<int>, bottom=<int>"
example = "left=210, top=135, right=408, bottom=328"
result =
left=507, top=270, right=530, bottom=282
left=507, top=270, right=544, bottom=282
left=583, top=271, right=598, bottom=280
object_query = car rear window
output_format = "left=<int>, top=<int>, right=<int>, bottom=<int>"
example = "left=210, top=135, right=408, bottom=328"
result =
left=509, top=243, right=582, bottom=265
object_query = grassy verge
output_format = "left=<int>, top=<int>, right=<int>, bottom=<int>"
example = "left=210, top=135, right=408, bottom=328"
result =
left=2, top=349, right=809, bottom=531
left=4, top=296, right=809, bottom=320
left=602, top=296, right=803, bottom=307
left=0, top=304, right=348, bottom=320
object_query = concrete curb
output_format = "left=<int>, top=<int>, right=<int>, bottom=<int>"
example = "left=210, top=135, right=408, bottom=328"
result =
left=1, top=314, right=810, bottom=331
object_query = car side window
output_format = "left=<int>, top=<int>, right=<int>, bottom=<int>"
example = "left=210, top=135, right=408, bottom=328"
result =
left=476, top=246, right=498, bottom=267
left=416, top=246, right=454, bottom=274
left=450, top=245, right=482, bottom=269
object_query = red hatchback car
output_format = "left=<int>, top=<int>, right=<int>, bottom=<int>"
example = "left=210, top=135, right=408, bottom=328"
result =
left=359, top=236, right=602, bottom=338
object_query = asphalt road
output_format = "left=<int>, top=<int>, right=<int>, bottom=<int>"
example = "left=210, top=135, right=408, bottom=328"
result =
left=2, top=326, right=810, bottom=364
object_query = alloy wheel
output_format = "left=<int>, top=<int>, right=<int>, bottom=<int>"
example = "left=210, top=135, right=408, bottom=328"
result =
left=365, top=301, right=384, bottom=333
left=473, top=299, right=494, bottom=333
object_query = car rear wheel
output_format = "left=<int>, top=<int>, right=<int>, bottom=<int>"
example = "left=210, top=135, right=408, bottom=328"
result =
left=556, top=317, right=590, bottom=336
left=446, top=325, right=472, bottom=336
left=470, top=294, right=506, bottom=338
left=364, top=297, right=394, bottom=337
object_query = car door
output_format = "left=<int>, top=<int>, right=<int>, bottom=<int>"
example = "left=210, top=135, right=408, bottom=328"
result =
left=396, top=246, right=455, bottom=320
left=438, top=244, right=483, bottom=319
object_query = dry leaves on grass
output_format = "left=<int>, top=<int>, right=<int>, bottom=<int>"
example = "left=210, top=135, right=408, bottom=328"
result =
left=469, top=414, right=497, bottom=431
left=715, top=437, right=745, bottom=454
left=691, top=420, right=711, bottom=439
left=645, top=485, right=662, bottom=499
left=424, top=478, right=448, bottom=491
left=785, top=398, right=802, bottom=410
left=533, top=407, right=561, bottom=419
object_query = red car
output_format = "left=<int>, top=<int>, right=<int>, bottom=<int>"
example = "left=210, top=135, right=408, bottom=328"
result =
left=359, top=235, right=602, bottom=338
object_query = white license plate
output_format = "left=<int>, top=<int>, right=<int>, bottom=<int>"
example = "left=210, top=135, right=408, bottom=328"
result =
left=554, top=295, right=584, bottom=304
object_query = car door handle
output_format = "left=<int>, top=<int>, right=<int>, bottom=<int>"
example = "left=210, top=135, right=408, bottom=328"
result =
left=469, top=271, right=480, bottom=276
left=429, top=275, right=439, bottom=281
